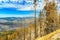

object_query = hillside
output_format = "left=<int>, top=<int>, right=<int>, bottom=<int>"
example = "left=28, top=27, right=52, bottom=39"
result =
left=36, top=29, right=60, bottom=40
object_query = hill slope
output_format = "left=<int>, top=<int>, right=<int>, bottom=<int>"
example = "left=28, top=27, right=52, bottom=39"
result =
left=36, top=29, right=60, bottom=40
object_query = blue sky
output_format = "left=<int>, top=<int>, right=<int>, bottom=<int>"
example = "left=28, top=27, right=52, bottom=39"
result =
left=0, top=0, right=60, bottom=17
left=0, top=0, right=44, bottom=17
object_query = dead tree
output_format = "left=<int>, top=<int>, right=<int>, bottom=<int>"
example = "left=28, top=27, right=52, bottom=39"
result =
left=34, top=0, right=38, bottom=38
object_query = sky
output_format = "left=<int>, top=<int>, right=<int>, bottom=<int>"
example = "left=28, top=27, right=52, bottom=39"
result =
left=0, top=0, right=60, bottom=17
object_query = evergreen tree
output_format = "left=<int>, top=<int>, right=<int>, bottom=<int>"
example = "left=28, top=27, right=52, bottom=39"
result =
left=44, top=0, right=59, bottom=34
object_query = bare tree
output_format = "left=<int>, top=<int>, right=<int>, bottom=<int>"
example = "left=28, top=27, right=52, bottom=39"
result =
left=34, top=0, right=38, bottom=38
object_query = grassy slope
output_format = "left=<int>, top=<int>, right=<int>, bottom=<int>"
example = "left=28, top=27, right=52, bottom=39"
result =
left=35, top=29, right=60, bottom=40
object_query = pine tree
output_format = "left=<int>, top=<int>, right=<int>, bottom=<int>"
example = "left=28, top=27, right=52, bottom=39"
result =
left=39, top=10, right=46, bottom=37
left=44, top=0, right=59, bottom=34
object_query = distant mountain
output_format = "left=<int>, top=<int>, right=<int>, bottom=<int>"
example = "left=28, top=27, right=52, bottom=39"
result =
left=0, top=17, right=34, bottom=31
left=0, top=17, right=34, bottom=21
left=0, top=17, right=22, bottom=21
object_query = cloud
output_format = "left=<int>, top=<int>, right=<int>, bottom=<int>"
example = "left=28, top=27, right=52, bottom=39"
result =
left=0, top=0, right=23, bottom=3
left=0, top=3, right=17, bottom=8
left=17, top=4, right=34, bottom=11
left=1, top=0, right=59, bottom=11
left=0, top=0, right=45, bottom=11
left=17, top=0, right=45, bottom=11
